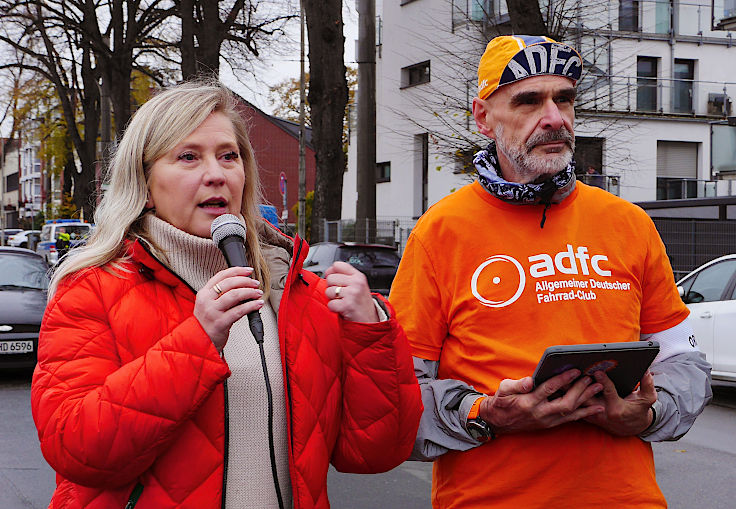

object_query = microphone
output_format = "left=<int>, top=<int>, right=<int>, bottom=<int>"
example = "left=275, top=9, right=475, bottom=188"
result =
left=211, top=214, right=264, bottom=343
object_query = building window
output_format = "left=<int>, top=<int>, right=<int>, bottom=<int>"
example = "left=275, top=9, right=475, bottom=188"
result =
left=414, top=133, right=429, bottom=217
left=636, top=56, right=658, bottom=112
left=619, top=0, right=640, bottom=31
left=728, top=0, right=736, bottom=17
left=656, top=141, right=698, bottom=199
left=5, top=172, right=18, bottom=192
left=401, top=61, right=430, bottom=89
left=673, top=59, right=695, bottom=114
left=574, top=137, right=604, bottom=177
left=655, top=0, right=672, bottom=34
left=453, top=0, right=506, bottom=27
left=376, top=161, right=391, bottom=183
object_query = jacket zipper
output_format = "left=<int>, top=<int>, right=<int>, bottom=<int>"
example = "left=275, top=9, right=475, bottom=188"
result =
left=136, top=242, right=231, bottom=508
left=281, top=236, right=305, bottom=508
left=221, top=377, right=229, bottom=508
left=124, top=483, right=144, bottom=508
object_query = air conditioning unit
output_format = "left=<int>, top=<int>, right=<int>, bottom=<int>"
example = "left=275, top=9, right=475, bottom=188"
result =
left=707, top=93, right=732, bottom=116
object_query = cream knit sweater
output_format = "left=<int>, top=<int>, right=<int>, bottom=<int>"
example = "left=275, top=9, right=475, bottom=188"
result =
left=145, top=215, right=292, bottom=509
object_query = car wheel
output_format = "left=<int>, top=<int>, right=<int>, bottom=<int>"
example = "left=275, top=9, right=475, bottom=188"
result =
left=20, top=242, right=27, bottom=248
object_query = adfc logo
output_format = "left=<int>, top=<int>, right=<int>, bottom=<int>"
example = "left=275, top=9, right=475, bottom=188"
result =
left=470, top=245, right=615, bottom=308
left=470, top=255, right=526, bottom=308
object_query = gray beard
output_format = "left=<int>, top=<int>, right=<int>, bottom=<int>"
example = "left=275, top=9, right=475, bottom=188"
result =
left=494, top=124, right=575, bottom=182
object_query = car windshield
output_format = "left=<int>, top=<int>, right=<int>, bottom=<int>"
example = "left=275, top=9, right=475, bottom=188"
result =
left=0, top=253, right=49, bottom=290
left=62, top=225, right=90, bottom=240
left=336, top=247, right=400, bottom=269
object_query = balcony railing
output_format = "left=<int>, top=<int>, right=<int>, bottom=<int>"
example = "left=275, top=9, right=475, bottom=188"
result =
left=578, top=0, right=735, bottom=38
left=655, top=177, right=736, bottom=200
left=579, top=174, right=620, bottom=196
left=577, top=74, right=736, bottom=117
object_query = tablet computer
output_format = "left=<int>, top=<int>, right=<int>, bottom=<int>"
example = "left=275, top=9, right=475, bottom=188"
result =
left=532, top=341, right=660, bottom=398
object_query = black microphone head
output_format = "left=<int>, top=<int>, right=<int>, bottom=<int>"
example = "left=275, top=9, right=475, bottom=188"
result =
left=211, top=214, right=246, bottom=247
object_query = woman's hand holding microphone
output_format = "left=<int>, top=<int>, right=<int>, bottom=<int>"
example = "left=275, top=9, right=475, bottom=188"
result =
left=193, top=266, right=264, bottom=351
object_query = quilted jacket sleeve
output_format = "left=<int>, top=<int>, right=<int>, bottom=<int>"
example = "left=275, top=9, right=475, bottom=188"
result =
left=31, top=270, right=230, bottom=488
left=330, top=296, right=422, bottom=473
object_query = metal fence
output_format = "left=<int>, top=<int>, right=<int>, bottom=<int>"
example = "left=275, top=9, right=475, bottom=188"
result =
left=319, top=216, right=736, bottom=280
left=322, top=217, right=418, bottom=254
left=653, top=218, right=736, bottom=280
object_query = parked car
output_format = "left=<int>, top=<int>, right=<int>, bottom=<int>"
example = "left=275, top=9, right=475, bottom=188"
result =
left=1, top=228, right=22, bottom=244
left=8, top=229, right=42, bottom=250
left=303, top=242, right=401, bottom=296
left=36, top=219, right=93, bottom=266
left=0, top=247, right=49, bottom=370
left=676, top=254, right=736, bottom=382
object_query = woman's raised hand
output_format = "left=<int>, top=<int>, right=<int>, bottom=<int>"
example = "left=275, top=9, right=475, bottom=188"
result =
left=324, top=261, right=379, bottom=323
left=194, top=266, right=264, bottom=351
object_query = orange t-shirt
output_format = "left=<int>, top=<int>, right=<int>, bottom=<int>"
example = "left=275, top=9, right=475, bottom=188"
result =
left=390, top=181, right=688, bottom=509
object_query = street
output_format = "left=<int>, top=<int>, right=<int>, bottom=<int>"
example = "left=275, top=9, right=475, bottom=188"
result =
left=2, top=369, right=735, bottom=509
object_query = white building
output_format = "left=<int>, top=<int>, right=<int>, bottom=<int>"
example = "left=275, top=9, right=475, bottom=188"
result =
left=19, top=142, right=43, bottom=223
left=343, top=0, right=736, bottom=223
left=1, top=138, right=21, bottom=229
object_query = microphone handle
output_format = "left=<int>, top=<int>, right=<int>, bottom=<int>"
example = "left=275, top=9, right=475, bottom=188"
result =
left=219, top=235, right=248, bottom=267
left=218, top=235, right=265, bottom=344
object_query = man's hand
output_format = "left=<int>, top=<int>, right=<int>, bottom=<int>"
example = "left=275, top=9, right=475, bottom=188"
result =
left=582, top=371, right=657, bottom=436
left=479, top=369, right=604, bottom=434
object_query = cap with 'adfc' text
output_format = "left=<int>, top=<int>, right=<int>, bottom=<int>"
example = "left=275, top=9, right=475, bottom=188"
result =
left=477, top=35, right=583, bottom=100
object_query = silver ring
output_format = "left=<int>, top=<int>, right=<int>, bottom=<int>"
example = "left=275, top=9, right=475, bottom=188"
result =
left=334, top=286, right=342, bottom=298
left=213, top=283, right=223, bottom=296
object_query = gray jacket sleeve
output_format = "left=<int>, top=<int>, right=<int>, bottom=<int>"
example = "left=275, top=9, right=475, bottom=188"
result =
left=638, top=318, right=713, bottom=441
left=639, top=350, right=712, bottom=442
left=409, top=357, right=487, bottom=461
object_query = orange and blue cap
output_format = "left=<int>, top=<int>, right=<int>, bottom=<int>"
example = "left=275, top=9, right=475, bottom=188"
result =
left=477, top=35, right=583, bottom=100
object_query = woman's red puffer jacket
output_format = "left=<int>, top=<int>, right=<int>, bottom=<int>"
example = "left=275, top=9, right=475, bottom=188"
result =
left=31, top=231, right=422, bottom=508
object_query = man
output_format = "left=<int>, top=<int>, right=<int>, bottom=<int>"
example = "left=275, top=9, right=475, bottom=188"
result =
left=585, top=164, right=605, bottom=189
left=390, top=35, right=712, bottom=508
left=55, top=227, right=71, bottom=260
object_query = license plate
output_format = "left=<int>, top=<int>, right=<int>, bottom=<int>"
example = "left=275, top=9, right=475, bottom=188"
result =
left=0, top=340, right=34, bottom=354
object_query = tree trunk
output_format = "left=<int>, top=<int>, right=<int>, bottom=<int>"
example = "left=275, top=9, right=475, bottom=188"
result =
left=77, top=44, right=101, bottom=222
left=62, top=150, right=74, bottom=197
left=506, top=0, right=547, bottom=35
left=180, top=0, right=198, bottom=79
left=303, top=0, right=347, bottom=242
left=194, top=0, right=223, bottom=76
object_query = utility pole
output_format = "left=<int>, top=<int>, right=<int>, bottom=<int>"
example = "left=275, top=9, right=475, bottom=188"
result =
left=98, top=35, right=112, bottom=212
left=298, top=0, right=307, bottom=238
left=356, top=0, right=376, bottom=243
left=0, top=138, right=5, bottom=244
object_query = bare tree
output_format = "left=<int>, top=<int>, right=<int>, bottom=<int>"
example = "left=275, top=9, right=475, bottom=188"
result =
left=0, top=1, right=103, bottom=219
left=177, top=0, right=295, bottom=79
left=303, top=0, right=348, bottom=241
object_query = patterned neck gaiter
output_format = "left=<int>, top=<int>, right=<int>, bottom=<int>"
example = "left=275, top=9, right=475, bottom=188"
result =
left=474, top=141, right=576, bottom=205
left=473, top=141, right=577, bottom=228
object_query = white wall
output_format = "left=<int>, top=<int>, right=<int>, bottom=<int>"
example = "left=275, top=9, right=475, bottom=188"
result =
left=343, top=0, right=736, bottom=220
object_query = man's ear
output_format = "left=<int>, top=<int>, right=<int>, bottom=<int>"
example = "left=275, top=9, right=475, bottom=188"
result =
left=472, top=97, right=496, bottom=139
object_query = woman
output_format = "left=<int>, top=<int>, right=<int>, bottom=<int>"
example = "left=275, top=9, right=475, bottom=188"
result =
left=31, top=80, right=422, bottom=509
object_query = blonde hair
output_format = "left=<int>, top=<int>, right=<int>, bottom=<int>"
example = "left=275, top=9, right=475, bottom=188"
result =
left=49, top=79, right=270, bottom=296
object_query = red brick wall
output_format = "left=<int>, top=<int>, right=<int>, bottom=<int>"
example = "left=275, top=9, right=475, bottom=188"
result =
left=238, top=103, right=316, bottom=224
